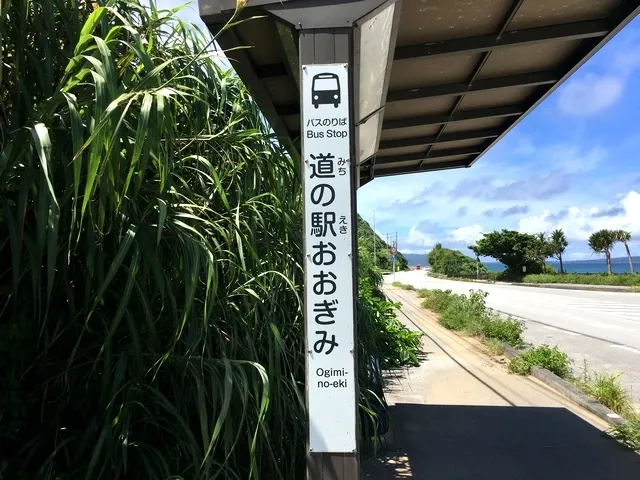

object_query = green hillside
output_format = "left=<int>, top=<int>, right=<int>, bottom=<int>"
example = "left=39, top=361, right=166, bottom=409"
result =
left=357, top=216, right=408, bottom=271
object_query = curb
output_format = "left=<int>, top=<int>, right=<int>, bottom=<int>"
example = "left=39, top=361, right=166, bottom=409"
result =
left=530, top=366, right=624, bottom=425
left=509, top=282, right=635, bottom=293
left=498, top=342, right=625, bottom=426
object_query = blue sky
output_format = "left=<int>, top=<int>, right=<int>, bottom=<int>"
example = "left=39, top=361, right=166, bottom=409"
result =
left=359, top=17, right=640, bottom=261
left=162, top=1, right=640, bottom=261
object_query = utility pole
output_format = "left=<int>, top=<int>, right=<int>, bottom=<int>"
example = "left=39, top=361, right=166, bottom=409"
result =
left=383, top=231, right=398, bottom=275
left=390, top=231, right=397, bottom=279
left=373, top=209, right=376, bottom=268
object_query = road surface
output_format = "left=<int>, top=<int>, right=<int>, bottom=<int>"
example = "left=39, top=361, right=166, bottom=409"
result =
left=387, top=270, right=640, bottom=405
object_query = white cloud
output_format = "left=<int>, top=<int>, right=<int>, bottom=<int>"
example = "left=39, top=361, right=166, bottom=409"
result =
left=557, top=74, right=624, bottom=116
left=542, top=144, right=605, bottom=174
left=564, top=251, right=596, bottom=261
left=518, top=190, right=640, bottom=241
left=513, top=135, right=536, bottom=157
left=557, top=36, right=640, bottom=117
left=448, top=224, right=483, bottom=244
left=154, top=0, right=202, bottom=25
left=141, top=1, right=231, bottom=68
left=406, top=225, right=436, bottom=249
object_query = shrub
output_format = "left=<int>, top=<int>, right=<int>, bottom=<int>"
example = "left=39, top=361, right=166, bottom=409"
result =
left=420, top=289, right=524, bottom=348
left=508, top=345, right=572, bottom=378
left=420, top=288, right=452, bottom=310
left=479, top=315, right=525, bottom=348
left=359, top=281, right=423, bottom=369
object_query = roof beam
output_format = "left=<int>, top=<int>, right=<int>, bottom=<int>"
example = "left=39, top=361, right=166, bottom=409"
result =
left=387, top=70, right=558, bottom=103
left=379, top=128, right=499, bottom=150
left=217, top=28, right=293, bottom=149
left=278, top=70, right=549, bottom=116
left=275, top=104, right=300, bottom=116
left=376, top=145, right=483, bottom=166
left=382, top=105, right=523, bottom=130
left=255, top=63, right=288, bottom=79
left=376, top=159, right=472, bottom=177
left=274, top=20, right=300, bottom=89
left=359, top=174, right=374, bottom=186
left=394, top=19, right=609, bottom=60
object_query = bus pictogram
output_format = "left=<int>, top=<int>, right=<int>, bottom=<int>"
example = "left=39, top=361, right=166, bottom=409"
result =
left=311, top=72, right=341, bottom=108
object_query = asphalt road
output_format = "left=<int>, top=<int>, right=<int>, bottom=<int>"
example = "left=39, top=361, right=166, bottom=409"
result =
left=387, top=270, right=640, bottom=405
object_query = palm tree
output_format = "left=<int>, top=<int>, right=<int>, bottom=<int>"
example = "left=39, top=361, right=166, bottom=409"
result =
left=550, top=229, right=569, bottom=274
left=615, top=230, right=635, bottom=273
left=588, top=229, right=618, bottom=275
left=536, top=231, right=551, bottom=270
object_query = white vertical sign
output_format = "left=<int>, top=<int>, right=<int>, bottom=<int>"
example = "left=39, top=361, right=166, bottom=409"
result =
left=302, top=63, right=356, bottom=453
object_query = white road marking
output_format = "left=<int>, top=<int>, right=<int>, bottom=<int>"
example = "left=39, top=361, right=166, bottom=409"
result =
left=609, top=345, right=640, bottom=355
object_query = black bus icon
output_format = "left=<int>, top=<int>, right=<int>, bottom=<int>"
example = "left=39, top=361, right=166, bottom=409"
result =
left=311, top=73, right=341, bottom=108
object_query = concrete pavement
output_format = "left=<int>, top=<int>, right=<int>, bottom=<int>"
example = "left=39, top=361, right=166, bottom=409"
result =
left=362, top=288, right=640, bottom=479
left=388, top=270, right=640, bottom=405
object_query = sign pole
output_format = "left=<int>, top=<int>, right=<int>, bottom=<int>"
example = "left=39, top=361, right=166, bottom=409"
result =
left=299, top=29, right=360, bottom=480
left=391, top=244, right=397, bottom=279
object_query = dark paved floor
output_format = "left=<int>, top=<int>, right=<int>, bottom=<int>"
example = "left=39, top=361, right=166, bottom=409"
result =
left=362, top=404, right=640, bottom=480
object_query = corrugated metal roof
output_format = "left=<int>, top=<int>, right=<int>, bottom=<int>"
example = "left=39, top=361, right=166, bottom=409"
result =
left=200, top=0, right=640, bottom=186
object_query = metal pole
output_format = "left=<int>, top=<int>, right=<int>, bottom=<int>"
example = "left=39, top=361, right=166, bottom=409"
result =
left=373, top=210, right=376, bottom=268
left=393, top=234, right=396, bottom=280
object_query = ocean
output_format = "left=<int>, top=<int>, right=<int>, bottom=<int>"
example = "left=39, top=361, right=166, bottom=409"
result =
left=483, top=260, right=640, bottom=274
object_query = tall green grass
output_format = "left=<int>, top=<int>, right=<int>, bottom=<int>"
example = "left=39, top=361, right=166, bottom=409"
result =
left=0, top=1, right=423, bottom=477
left=575, top=370, right=633, bottom=417
left=1, top=1, right=307, bottom=477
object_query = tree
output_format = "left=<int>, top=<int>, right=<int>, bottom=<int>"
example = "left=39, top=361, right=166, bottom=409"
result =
left=469, top=229, right=548, bottom=275
left=428, top=246, right=488, bottom=277
left=550, top=229, right=569, bottom=274
left=535, top=232, right=554, bottom=267
left=428, top=242, right=443, bottom=267
left=615, top=230, right=635, bottom=274
left=588, top=229, right=618, bottom=275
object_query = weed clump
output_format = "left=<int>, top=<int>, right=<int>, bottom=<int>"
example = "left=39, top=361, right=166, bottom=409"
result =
left=420, top=289, right=524, bottom=348
left=508, top=345, right=572, bottom=378
left=392, top=281, right=416, bottom=291
left=576, top=370, right=633, bottom=416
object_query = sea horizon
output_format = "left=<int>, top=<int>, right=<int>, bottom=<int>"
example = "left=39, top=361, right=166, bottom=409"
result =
left=482, top=260, right=640, bottom=274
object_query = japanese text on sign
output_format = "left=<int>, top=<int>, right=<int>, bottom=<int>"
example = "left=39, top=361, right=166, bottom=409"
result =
left=302, top=63, right=356, bottom=453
